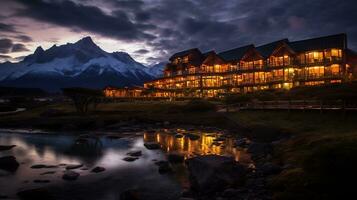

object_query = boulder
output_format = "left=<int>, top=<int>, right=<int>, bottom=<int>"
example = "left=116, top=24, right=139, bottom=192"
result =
left=0, top=156, right=19, bottom=172
left=235, top=138, right=250, bottom=148
left=62, top=171, right=80, bottom=181
left=155, top=161, right=172, bottom=174
left=17, top=188, right=54, bottom=200
left=126, top=150, right=142, bottom=157
left=259, top=162, right=282, bottom=176
left=40, top=171, right=56, bottom=175
left=247, top=143, right=273, bottom=155
left=123, top=157, right=138, bottom=162
left=0, top=145, right=16, bottom=151
left=91, top=166, right=106, bottom=173
left=33, top=179, right=50, bottom=183
left=31, top=164, right=57, bottom=169
left=186, top=155, right=246, bottom=194
left=120, top=189, right=140, bottom=200
left=144, top=142, right=160, bottom=150
left=65, top=164, right=83, bottom=170
left=168, top=153, right=185, bottom=163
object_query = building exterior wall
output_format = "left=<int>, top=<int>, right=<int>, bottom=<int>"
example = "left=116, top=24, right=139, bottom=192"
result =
left=105, top=34, right=357, bottom=98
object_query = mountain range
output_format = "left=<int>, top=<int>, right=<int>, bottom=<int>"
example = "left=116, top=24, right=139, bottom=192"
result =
left=0, top=37, right=165, bottom=92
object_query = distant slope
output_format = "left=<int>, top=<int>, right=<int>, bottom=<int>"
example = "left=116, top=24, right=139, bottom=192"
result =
left=0, top=37, right=155, bottom=91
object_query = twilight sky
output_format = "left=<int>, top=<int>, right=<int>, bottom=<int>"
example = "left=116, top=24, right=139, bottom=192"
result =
left=0, top=0, right=356, bottom=65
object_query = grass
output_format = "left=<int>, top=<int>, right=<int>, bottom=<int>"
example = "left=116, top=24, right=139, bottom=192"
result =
left=0, top=100, right=233, bottom=131
left=1, top=100, right=357, bottom=199
left=228, top=110, right=357, bottom=200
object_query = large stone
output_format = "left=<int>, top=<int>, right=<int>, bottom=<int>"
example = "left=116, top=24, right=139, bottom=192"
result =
left=126, top=150, right=142, bottom=157
left=259, top=162, right=282, bottom=176
left=65, top=164, right=83, bottom=170
left=144, top=142, right=161, bottom=150
left=186, top=155, right=246, bottom=194
left=0, top=156, right=19, bottom=172
left=155, top=161, right=172, bottom=174
left=62, top=171, right=80, bottom=181
left=123, top=157, right=138, bottom=162
left=168, top=153, right=185, bottom=163
left=247, top=143, right=273, bottom=155
left=17, top=188, right=53, bottom=200
left=0, top=145, right=16, bottom=151
left=91, top=166, right=106, bottom=173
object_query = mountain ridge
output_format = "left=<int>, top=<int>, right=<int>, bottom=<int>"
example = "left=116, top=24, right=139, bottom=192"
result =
left=0, top=36, right=159, bottom=92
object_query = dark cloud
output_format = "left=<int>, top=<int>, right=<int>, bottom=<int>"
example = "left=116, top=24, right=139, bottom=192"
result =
left=0, top=38, right=29, bottom=53
left=0, top=22, right=17, bottom=33
left=134, top=49, right=149, bottom=54
left=0, top=54, right=12, bottom=59
left=1, top=0, right=356, bottom=62
left=15, top=35, right=33, bottom=42
left=14, top=0, right=156, bottom=41
left=0, top=38, right=13, bottom=53
left=11, top=43, right=29, bottom=52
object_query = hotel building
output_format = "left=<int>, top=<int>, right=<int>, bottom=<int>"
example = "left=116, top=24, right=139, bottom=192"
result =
left=105, top=34, right=357, bottom=98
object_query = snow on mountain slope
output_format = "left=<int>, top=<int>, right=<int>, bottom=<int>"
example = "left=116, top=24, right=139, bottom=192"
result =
left=147, top=62, right=166, bottom=77
left=0, top=37, right=155, bottom=91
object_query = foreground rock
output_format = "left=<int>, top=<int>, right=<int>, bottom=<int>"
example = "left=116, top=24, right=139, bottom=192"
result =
left=126, top=150, right=142, bottom=157
left=186, top=155, right=246, bottom=194
left=144, top=142, right=161, bottom=150
left=168, top=153, right=185, bottom=163
left=155, top=161, right=172, bottom=174
left=17, top=188, right=53, bottom=200
left=0, top=156, right=19, bottom=172
left=62, top=171, right=80, bottom=181
left=0, top=145, right=16, bottom=151
left=91, top=166, right=106, bottom=173
left=123, top=157, right=138, bottom=162
left=65, top=164, right=83, bottom=170
left=31, top=164, right=57, bottom=169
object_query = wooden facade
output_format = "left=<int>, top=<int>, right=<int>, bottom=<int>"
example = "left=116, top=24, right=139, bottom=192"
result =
left=105, top=34, right=357, bottom=98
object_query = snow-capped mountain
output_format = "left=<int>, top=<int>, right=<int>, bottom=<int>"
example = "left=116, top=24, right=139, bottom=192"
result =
left=147, top=62, right=166, bottom=77
left=0, top=37, right=157, bottom=91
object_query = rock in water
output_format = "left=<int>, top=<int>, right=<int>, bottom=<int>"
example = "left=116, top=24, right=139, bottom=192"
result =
left=65, top=164, right=83, bottom=170
left=144, top=142, right=160, bottom=150
left=62, top=171, right=80, bottom=181
left=0, top=156, right=19, bottom=172
left=186, top=155, right=246, bottom=194
left=17, top=188, right=53, bottom=200
left=123, top=157, right=138, bottom=162
left=126, top=150, right=142, bottom=157
left=91, top=166, right=106, bottom=173
left=0, top=145, right=16, bottom=151
left=168, top=153, right=185, bottom=163
left=155, top=161, right=172, bottom=174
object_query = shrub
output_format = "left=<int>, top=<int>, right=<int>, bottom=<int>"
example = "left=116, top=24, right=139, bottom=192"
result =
left=184, top=99, right=216, bottom=112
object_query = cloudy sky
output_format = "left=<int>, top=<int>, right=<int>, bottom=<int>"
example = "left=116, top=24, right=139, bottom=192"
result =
left=0, top=0, right=356, bottom=65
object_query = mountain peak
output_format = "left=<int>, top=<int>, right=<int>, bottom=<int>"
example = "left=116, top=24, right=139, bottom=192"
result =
left=34, top=46, right=44, bottom=54
left=76, top=36, right=95, bottom=46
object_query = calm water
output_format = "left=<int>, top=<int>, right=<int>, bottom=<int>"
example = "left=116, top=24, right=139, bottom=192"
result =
left=0, top=128, right=250, bottom=200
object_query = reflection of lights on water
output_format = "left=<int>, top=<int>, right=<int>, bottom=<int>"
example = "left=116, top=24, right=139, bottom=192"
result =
left=143, top=131, right=248, bottom=162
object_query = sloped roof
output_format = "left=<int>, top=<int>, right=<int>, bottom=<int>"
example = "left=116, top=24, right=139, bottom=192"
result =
left=169, top=48, right=201, bottom=60
left=202, top=51, right=226, bottom=65
left=289, top=33, right=347, bottom=52
left=218, top=45, right=254, bottom=61
left=256, top=39, right=289, bottom=58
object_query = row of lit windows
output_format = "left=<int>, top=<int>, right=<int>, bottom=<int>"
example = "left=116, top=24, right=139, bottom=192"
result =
left=165, top=49, right=343, bottom=77
left=149, top=65, right=343, bottom=90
